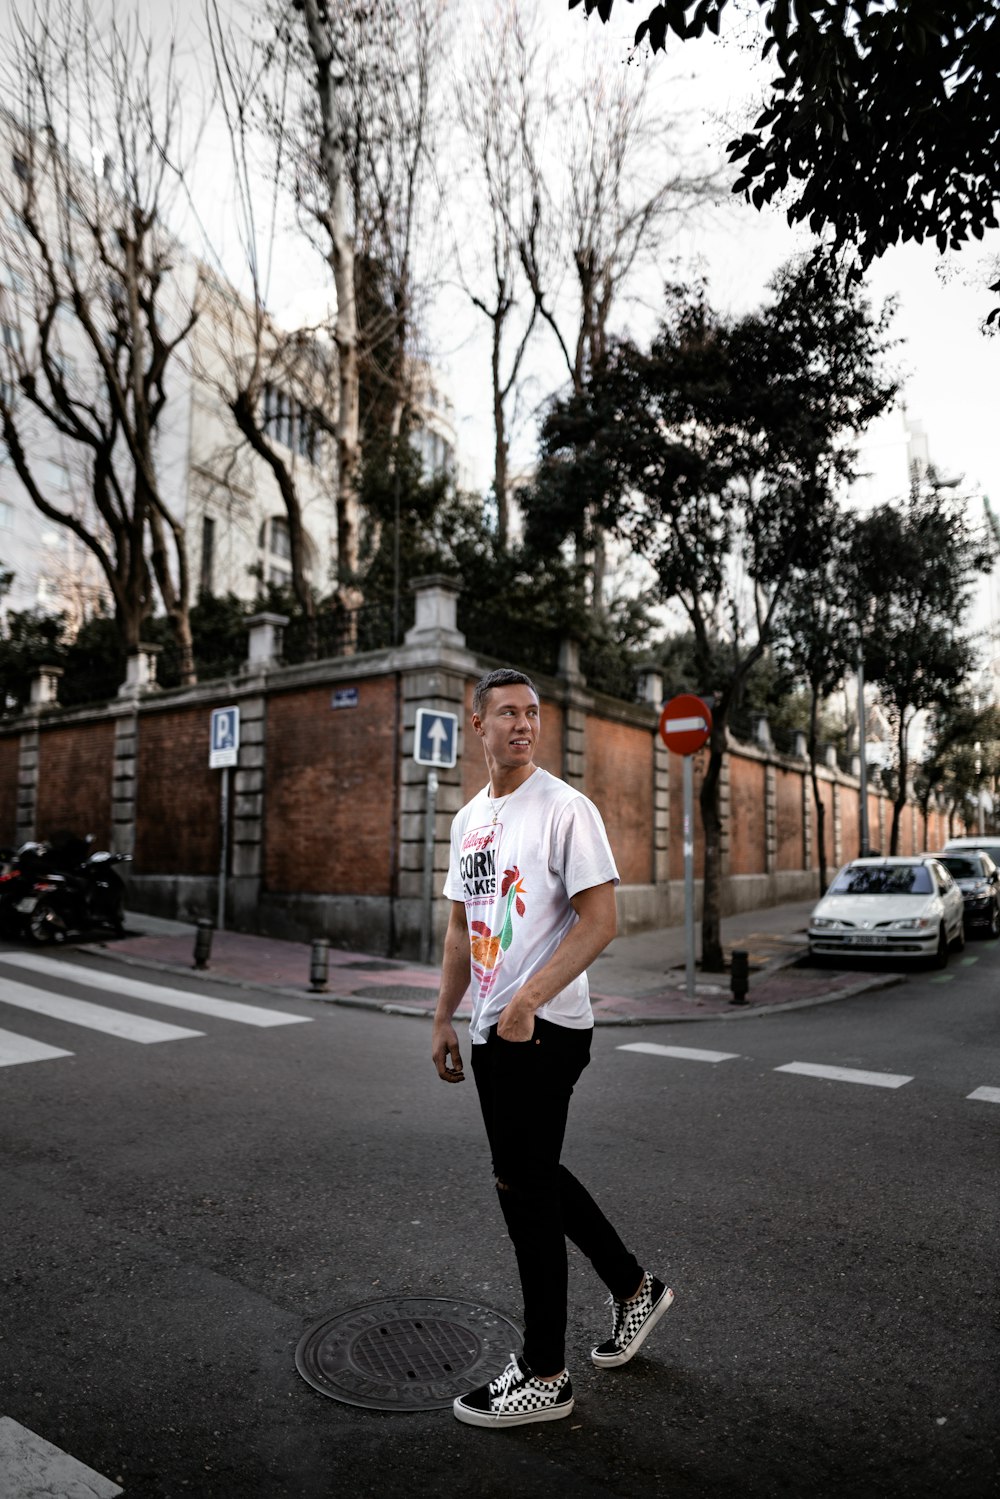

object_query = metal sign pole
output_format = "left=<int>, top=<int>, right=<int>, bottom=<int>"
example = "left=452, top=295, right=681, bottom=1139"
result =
left=683, top=753, right=696, bottom=1002
left=217, top=765, right=229, bottom=932
left=420, top=769, right=439, bottom=966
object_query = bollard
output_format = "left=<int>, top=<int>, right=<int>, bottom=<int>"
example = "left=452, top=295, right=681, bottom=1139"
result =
left=193, top=918, right=214, bottom=970
left=729, top=948, right=749, bottom=1006
left=309, top=937, right=331, bottom=993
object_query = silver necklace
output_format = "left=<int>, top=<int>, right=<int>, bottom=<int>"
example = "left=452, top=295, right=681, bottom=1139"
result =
left=488, top=788, right=508, bottom=825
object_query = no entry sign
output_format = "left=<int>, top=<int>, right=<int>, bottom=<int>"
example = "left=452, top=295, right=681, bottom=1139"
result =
left=659, top=693, right=712, bottom=756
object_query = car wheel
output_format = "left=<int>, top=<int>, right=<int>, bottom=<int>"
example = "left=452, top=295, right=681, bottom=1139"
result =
left=931, top=924, right=949, bottom=969
left=952, top=917, right=966, bottom=953
left=989, top=903, right=1000, bottom=941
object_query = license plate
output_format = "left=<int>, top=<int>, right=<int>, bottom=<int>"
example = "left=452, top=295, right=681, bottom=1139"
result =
left=844, top=933, right=888, bottom=945
left=15, top=897, right=37, bottom=914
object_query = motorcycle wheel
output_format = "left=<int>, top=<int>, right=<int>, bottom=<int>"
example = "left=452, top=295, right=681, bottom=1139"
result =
left=27, top=900, right=68, bottom=945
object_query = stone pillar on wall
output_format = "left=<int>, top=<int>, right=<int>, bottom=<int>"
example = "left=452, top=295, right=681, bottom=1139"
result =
left=111, top=711, right=138, bottom=857
left=15, top=725, right=38, bottom=844
left=832, top=779, right=843, bottom=866
left=640, top=671, right=670, bottom=890
left=719, top=752, right=731, bottom=874
left=118, top=644, right=161, bottom=699
left=245, top=613, right=289, bottom=670
left=558, top=638, right=587, bottom=790
left=229, top=696, right=267, bottom=927
left=802, top=770, right=813, bottom=872
left=30, top=666, right=63, bottom=707
left=394, top=576, right=478, bottom=958
left=764, top=763, right=777, bottom=875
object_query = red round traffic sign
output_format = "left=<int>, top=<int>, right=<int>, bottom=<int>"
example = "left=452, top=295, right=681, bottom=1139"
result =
left=658, top=693, right=712, bottom=756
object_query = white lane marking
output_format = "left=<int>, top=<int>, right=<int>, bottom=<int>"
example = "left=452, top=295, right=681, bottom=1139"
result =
left=967, top=1086, right=1000, bottom=1104
left=618, top=1042, right=740, bottom=1064
left=0, top=1416, right=122, bottom=1497
left=1, top=952, right=312, bottom=1028
left=776, top=1061, right=912, bottom=1089
left=0, top=1025, right=74, bottom=1067
left=0, top=980, right=202, bottom=1044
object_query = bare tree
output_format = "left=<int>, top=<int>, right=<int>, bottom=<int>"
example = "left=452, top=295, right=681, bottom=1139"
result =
left=0, top=1, right=202, bottom=681
left=453, top=0, right=543, bottom=550
left=207, top=0, right=447, bottom=612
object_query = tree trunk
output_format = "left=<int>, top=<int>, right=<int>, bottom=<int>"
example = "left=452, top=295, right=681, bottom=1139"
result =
left=890, top=711, right=910, bottom=855
left=492, top=314, right=509, bottom=551
left=807, top=684, right=828, bottom=895
left=699, top=723, right=727, bottom=972
left=300, top=0, right=361, bottom=590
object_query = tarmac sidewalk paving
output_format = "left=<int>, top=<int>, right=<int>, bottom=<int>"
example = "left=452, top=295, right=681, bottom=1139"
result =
left=77, top=897, right=905, bottom=1024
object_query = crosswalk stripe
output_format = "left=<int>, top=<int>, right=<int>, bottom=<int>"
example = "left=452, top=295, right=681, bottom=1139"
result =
left=0, top=980, right=203, bottom=1043
left=967, top=1085, right=1000, bottom=1104
left=0, top=1025, right=74, bottom=1067
left=0, top=1416, right=122, bottom=1498
left=1, top=952, right=312, bottom=1028
left=775, top=1061, right=912, bottom=1089
left=618, top=1042, right=740, bottom=1064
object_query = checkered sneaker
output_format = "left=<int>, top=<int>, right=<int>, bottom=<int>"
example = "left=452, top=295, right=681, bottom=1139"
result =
left=453, top=1353, right=574, bottom=1428
left=591, top=1271, right=674, bottom=1368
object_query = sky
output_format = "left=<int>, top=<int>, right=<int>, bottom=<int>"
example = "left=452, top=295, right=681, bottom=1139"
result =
left=158, top=0, right=998, bottom=530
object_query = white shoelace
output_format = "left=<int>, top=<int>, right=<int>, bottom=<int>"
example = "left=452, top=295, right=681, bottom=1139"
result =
left=492, top=1355, right=522, bottom=1416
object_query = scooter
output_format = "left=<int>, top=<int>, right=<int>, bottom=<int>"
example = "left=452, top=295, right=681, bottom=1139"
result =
left=0, top=839, right=131, bottom=944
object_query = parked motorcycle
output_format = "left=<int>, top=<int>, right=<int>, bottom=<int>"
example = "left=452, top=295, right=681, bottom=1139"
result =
left=0, top=836, right=131, bottom=944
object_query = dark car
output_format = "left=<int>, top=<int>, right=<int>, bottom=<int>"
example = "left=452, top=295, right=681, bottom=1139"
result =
left=934, top=850, right=1000, bottom=938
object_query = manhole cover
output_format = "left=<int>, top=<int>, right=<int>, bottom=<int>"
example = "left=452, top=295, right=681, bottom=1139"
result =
left=350, top=985, right=436, bottom=1004
left=295, top=1296, right=522, bottom=1411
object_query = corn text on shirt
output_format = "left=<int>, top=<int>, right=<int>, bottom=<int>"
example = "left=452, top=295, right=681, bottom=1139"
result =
left=443, top=768, right=620, bottom=1044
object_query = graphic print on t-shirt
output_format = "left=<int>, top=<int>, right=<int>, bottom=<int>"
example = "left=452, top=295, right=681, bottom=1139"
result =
left=459, top=822, right=526, bottom=994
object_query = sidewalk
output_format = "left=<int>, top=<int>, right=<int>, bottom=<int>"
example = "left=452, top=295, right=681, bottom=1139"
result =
left=80, top=898, right=902, bottom=1025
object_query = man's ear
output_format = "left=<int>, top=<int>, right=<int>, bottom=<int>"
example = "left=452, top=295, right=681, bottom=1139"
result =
left=471, top=714, right=483, bottom=738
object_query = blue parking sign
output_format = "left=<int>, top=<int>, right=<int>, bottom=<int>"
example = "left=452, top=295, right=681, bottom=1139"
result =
left=414, top=708, right=458, bottom=768
left=210, top=706, right=240, bottom=768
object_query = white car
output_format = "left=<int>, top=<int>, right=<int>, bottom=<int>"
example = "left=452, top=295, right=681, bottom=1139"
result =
left=808, top=856, right=966, bottom=966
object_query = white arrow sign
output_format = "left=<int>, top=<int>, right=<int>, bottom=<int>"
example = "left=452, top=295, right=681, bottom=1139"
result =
left=414, top=707, right=458, bottom=768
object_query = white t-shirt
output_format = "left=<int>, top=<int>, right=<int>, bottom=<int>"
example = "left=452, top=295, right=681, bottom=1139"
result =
left=443, top=767, right=620, bottom=1044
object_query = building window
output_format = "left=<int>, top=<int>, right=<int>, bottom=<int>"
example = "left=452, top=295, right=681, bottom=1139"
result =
left=261, top=382, right=318, bottom=463
left=258, top=515, right=299, bottom=586
left=200, top=514, right=215, bottom=596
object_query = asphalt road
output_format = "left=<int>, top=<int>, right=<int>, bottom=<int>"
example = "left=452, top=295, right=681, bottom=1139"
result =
left=0, top=938, right=997, bottom=1498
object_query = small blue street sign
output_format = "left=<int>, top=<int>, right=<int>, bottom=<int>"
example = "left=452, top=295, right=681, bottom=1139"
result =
left=210, top=705, right=240, bottom=768
left=414, top=708, right=458, bottom=768
left=331, top=687, right=359, bottom=710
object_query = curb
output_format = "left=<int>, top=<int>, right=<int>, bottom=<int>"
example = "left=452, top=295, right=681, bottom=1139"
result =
left=72, top=940, right=904, bottom=1026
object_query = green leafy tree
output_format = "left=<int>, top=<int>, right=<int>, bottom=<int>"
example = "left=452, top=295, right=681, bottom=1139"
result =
left=850, top=480, right=995, bottom=854
left=533, top=259, right=896, bottom=967
left=914, top=697, right=1000, bottom=847
left=569, top=2, right=1000, bottom=306
left=0, top=609, right=66, bottom=713
left=777, top=514, right=860, bottom=892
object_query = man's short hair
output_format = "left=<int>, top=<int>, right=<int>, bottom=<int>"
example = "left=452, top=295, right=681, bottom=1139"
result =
left=472, top=668, right=539, bottom=718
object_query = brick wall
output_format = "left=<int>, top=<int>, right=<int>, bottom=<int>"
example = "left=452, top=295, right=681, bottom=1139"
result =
left=135, top=706, right=221, bottom=876
left=775, top=766, right=804, bottom=871
left=668, top=749, right=707, bottom=882
left=584, top=714, right=654, bottom=885
left=0, top=734, right=18, bottom=845
left=36, top=721, right=116, bottom=848
left=265, top=676, right=396, bottom=896
left=729, top=755, right=767, bottom=876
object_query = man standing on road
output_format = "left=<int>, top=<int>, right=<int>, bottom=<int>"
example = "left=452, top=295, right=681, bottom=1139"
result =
left=432, top=667, right=673, bottom=1429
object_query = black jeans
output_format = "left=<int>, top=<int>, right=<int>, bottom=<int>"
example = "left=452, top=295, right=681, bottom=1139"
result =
left=471, top=1016, right=642, bottom=1376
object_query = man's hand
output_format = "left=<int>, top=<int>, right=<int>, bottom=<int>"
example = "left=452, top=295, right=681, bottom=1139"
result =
left=432, top=1020, right=465, bottom=1083
left=497, top=996, right=535, bottom=1043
